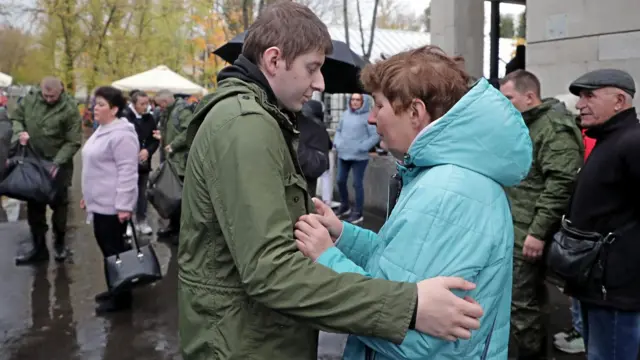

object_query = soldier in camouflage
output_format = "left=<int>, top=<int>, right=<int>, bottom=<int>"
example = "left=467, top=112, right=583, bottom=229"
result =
left=154, top=90, right=193, bottom=238
left=500, top=70, right=584, bottom=359
left=10, top=77, right=82, bottom=264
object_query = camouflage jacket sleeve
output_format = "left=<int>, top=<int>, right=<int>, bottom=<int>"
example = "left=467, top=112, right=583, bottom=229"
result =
left=10, top=99, right=26, bottom=144
left=168, top=108, right=192, bottom=152
left=53, top=105, right=82, bottom=165
left=529, top=124, right=583, bottom=240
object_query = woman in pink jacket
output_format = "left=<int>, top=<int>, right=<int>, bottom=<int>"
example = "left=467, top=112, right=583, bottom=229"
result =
left=81, top=86, right=140, bottom=314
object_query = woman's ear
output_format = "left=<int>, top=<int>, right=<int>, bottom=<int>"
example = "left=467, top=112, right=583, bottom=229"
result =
left=411, top=99, right=430, bottom=128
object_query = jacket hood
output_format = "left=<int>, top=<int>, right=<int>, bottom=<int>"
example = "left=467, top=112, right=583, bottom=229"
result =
left=403, top=78, right=532, bottom=187
left=345, top=95, right=371, bottom=115
left=187, top=57, right=295, bottom=147
left=95, top=118, right=137, bottom=136
left=217, top=55, right=278, bottom=105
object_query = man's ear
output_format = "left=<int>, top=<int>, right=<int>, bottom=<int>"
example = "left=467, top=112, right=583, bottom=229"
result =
left=261, top=47, right=283, bottom=77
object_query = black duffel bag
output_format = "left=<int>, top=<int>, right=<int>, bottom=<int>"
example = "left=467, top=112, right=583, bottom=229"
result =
left=0, top=145, right=58, bottom=204
left=146, top=160, right=182, bottom=219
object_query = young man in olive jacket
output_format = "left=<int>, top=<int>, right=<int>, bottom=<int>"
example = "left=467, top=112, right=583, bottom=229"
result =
left=177, top=3, right=484, bottom=359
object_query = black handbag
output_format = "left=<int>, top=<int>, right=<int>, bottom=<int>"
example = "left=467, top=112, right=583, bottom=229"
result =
left=146, top=160, right=183, bottom=219
left=546, top=216, right=616, bottom=287
left=104, top=220, right=163, bottom=293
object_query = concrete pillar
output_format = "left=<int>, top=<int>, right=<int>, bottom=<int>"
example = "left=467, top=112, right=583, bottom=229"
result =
left=430, top=0, right=485, bottom=79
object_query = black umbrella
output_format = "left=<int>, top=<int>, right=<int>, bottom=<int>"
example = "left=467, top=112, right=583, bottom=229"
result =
left=213, top=31, right=368, bottom=94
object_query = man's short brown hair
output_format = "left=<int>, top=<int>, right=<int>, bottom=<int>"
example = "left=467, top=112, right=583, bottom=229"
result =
left=242, top=1, right=333, bottom=67
left=500, top=70, right=542, bottom=99
left=360, top=45, right=470, bottom=120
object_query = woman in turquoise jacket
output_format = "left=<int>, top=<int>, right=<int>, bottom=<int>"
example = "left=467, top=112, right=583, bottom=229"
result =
left=295, top=47, right=532, bottom=359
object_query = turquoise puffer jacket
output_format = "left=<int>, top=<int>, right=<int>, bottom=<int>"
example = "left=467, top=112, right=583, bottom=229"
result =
left=317, top=79, right=532, bottom=359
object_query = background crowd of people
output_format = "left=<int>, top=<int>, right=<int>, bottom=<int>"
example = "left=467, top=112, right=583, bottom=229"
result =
left=1, top=2, right=639, bottom=360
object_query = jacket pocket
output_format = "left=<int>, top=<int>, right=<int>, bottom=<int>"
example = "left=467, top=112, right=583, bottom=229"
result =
left=284, top=173, right=308, bottom=219
left=604, top=234, right=640, bottom=289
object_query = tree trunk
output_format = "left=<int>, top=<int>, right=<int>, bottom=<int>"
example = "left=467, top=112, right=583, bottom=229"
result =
left=356, top=0, right=366, bottom=56
left=365, top=0, right=380, bottom=60
left=257, top=0, right=264, bottom=15
left=342, top=0, right=349, bottom=47
left=242, top=0, right=252, bottom=30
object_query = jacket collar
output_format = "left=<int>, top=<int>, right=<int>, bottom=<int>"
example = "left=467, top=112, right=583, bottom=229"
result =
left=585, top=108, right=638, bottom=140
left=217, top=56, right=297, bottom=132
left=521, top=98, right=559, bottom=126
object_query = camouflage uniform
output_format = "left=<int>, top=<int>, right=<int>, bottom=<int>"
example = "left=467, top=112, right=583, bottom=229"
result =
left=11, top=89, right=82, bottom=242
left=160, top=98, right=193, bottom=177
left=504, top=98, right=584, bottom=358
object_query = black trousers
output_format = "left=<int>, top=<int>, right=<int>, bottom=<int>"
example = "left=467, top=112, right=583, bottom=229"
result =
left=92, top=213, right=132, bottom=302
left=27, top=186, right=69, bottom=241
left=93, top=213, right=128, bottom=257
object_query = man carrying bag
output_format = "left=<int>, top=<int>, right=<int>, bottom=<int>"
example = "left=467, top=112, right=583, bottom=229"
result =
left=548, top=69, right=640, bottom=359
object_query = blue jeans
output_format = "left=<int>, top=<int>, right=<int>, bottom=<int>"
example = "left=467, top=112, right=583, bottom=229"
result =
left=571, top=297, right=583, bottom=335
left=581, top=303, right=640, bottom=360
left=337, top=159, right=368, bottom=215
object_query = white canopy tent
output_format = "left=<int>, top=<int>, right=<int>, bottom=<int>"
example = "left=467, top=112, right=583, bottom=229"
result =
left=112, top=65, right=206, bottom=95
left=0, top=72, right=12, bottom=87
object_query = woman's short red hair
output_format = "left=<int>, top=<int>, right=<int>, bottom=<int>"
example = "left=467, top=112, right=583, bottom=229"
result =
left=360, top=45, right=470, bottom=120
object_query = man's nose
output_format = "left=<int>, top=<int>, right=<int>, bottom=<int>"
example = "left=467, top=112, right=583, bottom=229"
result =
left=311, top=72, right=325, bottom=93
left=367, top=111, right=377, bottom=125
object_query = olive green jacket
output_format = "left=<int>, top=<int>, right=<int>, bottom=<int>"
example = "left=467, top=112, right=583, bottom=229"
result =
left=505, top=98, right=584, bottom=258
left=10, top=89, right=82, bottom=186
left=178, top=77, right=417, bottom=360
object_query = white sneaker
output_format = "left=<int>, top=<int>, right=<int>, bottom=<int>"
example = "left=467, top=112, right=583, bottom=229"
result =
left=554, top=329, right=585, bottom=354
left=136, top=221, right=153, bottom=235
left=554, top=328, right=571, bottom=341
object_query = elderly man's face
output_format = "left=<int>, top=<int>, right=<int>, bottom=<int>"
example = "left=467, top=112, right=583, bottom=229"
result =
left=42, top=87, right=62, bottom=105
left=576, top=87, right=627, bottom=128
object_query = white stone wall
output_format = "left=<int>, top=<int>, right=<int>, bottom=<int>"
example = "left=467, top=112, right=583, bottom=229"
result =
left=527, top=0, right=640, bottom=105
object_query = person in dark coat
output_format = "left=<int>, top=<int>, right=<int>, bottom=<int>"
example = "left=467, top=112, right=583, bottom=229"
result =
left=563, top=69, right=640, bottom=359
left=121, top=91, right=159, bottom=236
left=0, top=106, right=11, bottom=178
left=298, top=99, right=331, bottom=194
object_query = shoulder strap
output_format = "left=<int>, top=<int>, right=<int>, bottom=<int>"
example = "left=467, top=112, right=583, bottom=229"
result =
left=480, top=316, right=497, bottom=360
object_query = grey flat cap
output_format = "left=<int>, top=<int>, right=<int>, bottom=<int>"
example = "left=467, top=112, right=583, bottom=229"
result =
left=569, top=69, right=636, bottom=97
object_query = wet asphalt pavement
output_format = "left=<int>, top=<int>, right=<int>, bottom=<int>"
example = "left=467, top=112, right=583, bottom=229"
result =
left=0, top=146, right=586, bottom=360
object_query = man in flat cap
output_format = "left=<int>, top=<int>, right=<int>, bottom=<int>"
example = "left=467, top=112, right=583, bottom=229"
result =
left=561, top=68, right=640, bottom=359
